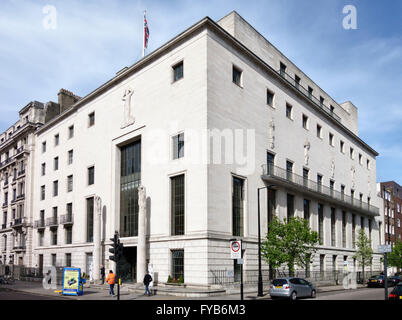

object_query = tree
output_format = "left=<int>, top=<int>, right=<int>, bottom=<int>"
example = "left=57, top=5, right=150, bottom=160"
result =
left=353, top=229, right=373, bottom=283
left=261, top=216, right=321, bottom=277
left=388, top=240, right=402, bottom=271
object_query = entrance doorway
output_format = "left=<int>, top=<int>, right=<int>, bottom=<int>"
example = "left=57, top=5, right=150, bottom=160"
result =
left=119, top=247, right=137, bottom=283
left=38, top=255, right=43, bottom=275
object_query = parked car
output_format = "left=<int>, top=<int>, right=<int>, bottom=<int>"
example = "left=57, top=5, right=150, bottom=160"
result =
left=367, top=275, right=395, bottom=288
left=269, top=277, right=316, bottom=300
left=390, top=275, right=402, bottom=286
left=389, top=283, right=402, bottom=300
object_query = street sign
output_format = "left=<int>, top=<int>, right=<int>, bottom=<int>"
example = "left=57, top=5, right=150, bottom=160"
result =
left=378, top=245, right=392, bottom=253
left=230, top=240, right=242, bottom=259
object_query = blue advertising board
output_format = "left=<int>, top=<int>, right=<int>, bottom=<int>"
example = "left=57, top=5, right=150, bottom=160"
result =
left=62, top=268, right=85, bottom=296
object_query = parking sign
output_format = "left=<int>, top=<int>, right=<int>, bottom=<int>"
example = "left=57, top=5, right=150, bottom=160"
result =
left=230, top=240, right=242, bottom=259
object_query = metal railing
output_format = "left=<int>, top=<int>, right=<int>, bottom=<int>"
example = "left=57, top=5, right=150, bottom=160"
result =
left=210, top=269, right=382, bottom=286
left=278, top=70, right=342, bottom=122
left=262, top=164, right=379, bottom=215
left=60, top=214, right=73, bottom=225
left=34, top=219, right=45, bottom=229
left=46, top=216, right=58, bottom=227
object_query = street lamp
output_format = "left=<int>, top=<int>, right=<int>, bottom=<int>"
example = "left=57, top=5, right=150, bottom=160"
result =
left=257, top=184, right=275, bottom=297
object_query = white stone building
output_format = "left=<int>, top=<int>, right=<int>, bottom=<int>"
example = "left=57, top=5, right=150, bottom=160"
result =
left=26, top=11, right=383, bottom=286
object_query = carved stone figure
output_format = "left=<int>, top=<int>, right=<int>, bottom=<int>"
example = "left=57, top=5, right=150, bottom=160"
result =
left=330, top=159, right=335, bottom=178
left=95, top=196, right=102, bottom=215
left=138, top=186, right=147, bottom=212
left=351, top=166, right=356, bottom=188
left=304, top=140, right=311, bottom=166
left=268, top=118, right=276, bottom=149
left=121, top=87, right=135, bottom=129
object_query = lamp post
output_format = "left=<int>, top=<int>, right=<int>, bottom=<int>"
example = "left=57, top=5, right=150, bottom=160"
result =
left=257, top=184, right=275, bottom=297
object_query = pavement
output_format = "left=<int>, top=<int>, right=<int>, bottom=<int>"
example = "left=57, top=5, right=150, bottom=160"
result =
left=0, top=280, right=370, bottom=300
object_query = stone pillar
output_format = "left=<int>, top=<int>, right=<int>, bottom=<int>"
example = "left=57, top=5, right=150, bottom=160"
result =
left=137, top=186, right=147, bottom=284
left=93, top=196, right=102, bottom=282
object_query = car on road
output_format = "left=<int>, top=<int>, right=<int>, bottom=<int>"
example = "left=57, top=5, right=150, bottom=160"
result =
left=269, top=277, right=316, bottom=300
left=367, top=275, right=395, bottom=288
left=390, top=275, right=402, bottom=286
left=389, top=283, right=402, bottom=300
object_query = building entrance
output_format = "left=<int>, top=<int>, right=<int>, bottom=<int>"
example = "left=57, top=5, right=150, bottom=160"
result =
left=119, top=246, right=137, bottom=283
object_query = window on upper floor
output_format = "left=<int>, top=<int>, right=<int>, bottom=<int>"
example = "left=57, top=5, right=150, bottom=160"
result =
left=173, top=61, right=184, bottom=82
left=172, top=133, right=184, bottom=160
left=359, top=154, right=363, bottom=165
left=267, top=90, right=274, bottom=107
left=329, top=133, right=334, bottom=146
left=308, top=86, right=313, bottom=99
left=294, top=75, right=301, bottom=89
left=54, top=157, right=59, bottom=171
left=302, top=114, right=309, bottom=130
left=88, top=166, right=95, bottom=186
left=232, top=65, right=242, bottom=87
left=41, top=163, right=46, bottom=176
left=88, top=112, right=95, bottom=127
left=340, top=140, right=345, bottom=153
left=68, top=125, right=74, bottom=139
left=317, top=124, right=322, bottom=138
left=320, top=96, right=325, bottom=108
left=67, top=175, right=73, bottom=193
left=68, top=150, right=73, bottom=165
left=54, top=134, right=59, bottom=146
left=280, top=62, right=287, bottom=77
left=42, top=141, right=46, bottom=153
left=40, top=186, right=45, bottom=201
left=367, top=159, right=370, bottom=170
left=286, top=103, right=293, bottom=120
left=350, top=147, right=354, bottom=160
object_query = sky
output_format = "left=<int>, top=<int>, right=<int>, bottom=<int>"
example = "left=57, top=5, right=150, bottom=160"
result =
left=0, top=0, right=401, bottom=184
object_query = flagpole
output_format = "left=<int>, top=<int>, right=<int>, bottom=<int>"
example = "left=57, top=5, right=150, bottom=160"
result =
left=142, top=10, right=146, bottom=58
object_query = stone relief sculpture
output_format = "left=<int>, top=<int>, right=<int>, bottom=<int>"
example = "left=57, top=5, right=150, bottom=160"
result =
left=351, top=165, right=356, bottom=188
left=330, top=159, right=335, bottom=178
left=138, top=186, right=147, bottom=213
left=121, top=87, right=135, bottom=129
left=268, top=118, right=275, bottom=149
left=304, top=140, right=310, bottom=166
left=95, top=196, right=102, bottom=216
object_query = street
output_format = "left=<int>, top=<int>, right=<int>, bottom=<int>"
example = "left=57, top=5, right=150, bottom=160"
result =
left=0, top=286, right=389, bottom=301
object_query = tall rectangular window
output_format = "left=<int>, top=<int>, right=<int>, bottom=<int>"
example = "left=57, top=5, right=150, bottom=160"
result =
left=53, top=181, right=58, bottom=197
left=54, top=134, right=59, bottom=146
left=66, top=227, right=72, bottom=245
left=342, top=211, right=347, bottom=248
left=67, top=175, right=73, bottom=192
left=318, top=204, right=324, bottom=244
left=279, top=62, right=286, bottom=76
left=303, top=168, right=309, bottom=187
left=232, top=176, right=244, bottom=237
left=172, top=133, right=184, bottom=160
left=171, top=174, right=185, bottom=236
left=266, top=152, right=275, bottom=175
left=51, top=229, right=57, bottom=246
left=68, top=150, right=73, bottom=165
left=171, top=250, right=184, bottom=281
left=88, top=112, right=95, bottom=127
left=86, top=197, right=94, bottom=243
left=267, top=188, right=276, bottom=231
left=287, top=194, right=295, bottom=222
left=308, top=86, right=313, bottom=99
left=317, top=175, right=323, bottom=193
left=317, top=124, right=322, bottom=138
left=42, top=142, right=46, bottom=153
left=294, top=74, right=301, bottom=89
left=52, top=254, right=56, bottom=266
left=54, top=157, right=59, bottom=171
left=232, top=65, right=242, bottom=86
left=267, top=90, right=274, bottom=107
left=88, top=166, right=95, bottom=185
left=302, top=114, right=308, bottom=129
left=329, top=133, right=334, bottom=146
left=65, top=254, right=72, bottom=267
left=304, top=199, right=310, bottom=222
left=340, top=141, right=345, bottom=153
left=286, top=161, right=293, bottom=181
left=68, top=125, right=74, bottom=139
left=120, top=140, right=141, bottom=238
left=286, top=103, right=293, bottom=119
left=352, top=214, right=356, bottom=248
left=331, top=208, right=336, bottom=247
left=41, top=186, right=45, bottom=201
left=173, top=61, right=184, bottom=82
left=41, top=163, right=46, bottom=176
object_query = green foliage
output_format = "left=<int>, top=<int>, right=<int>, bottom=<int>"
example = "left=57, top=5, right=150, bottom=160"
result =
left=178, top=275, right=184, bottom=284
left=261, top=216, right=320, bottom=275
left=353, top=229, right=373, bottom=268
left=167, top=275, right=172, bottom=283
left=388, top=240, right=402, bottom=269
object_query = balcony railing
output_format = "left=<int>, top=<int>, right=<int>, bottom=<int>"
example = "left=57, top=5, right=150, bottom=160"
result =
left=60, top=214, right=74, bottom=226
left=278, top=70, right=342, bottom=122
left=2, top=202, right=8, bottom=208
left=13, top=245, right=26, bottom=252
left=18, top=170, right=26, bottom=176
left=16, top=194, right=25, bottom=201
left=34, top=219, right=46, bottom=229
left=262, top=164, right=379, bottom=215
left=46, top=216, right=58, bottom=228
left=1, top=223, right=7, bottom=230
left=11, top=218, right=26, bottom=228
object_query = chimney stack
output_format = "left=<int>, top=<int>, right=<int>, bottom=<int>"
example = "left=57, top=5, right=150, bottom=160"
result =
left=58, top=89, right=81, bottom=113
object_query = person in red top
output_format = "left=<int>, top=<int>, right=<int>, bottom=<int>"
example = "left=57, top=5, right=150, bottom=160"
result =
left=106, top=270, right=116, bottom=297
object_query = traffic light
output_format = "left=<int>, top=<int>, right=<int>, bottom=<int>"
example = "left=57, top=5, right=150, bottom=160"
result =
left=109, top=232, right=118, bottom=263
left=109, top=232, right=124, bottom=263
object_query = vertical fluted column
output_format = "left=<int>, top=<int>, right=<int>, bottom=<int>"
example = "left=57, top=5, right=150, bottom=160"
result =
left=93, top=196, right=102, bottom=282
left=137, top=186, right=147, bottom=284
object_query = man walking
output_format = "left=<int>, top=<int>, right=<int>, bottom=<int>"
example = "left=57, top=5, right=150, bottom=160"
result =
left=143, top=272, right=153, bottom=296
left=106, top=270, right=116, bottom=297
left=100, top=265, right=105, bottom=285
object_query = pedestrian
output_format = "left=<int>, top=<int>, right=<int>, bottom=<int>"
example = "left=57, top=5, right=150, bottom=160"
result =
left=143, top=272, right=153, bottom=296
left=106, top=270, right=116, bottom=297
left=100, top=265, right=105, bottom=285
